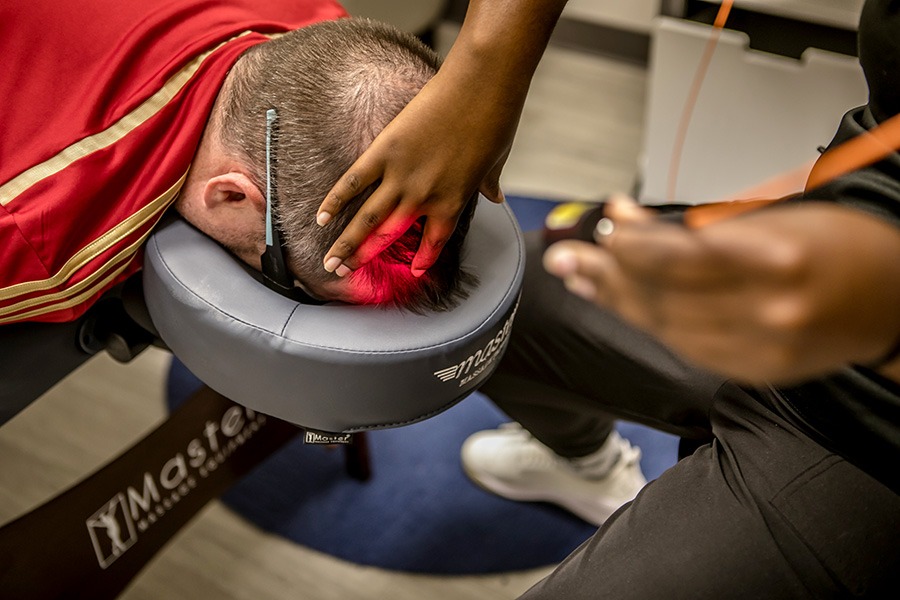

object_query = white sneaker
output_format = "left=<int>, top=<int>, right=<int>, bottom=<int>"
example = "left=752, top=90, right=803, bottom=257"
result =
left=461, top=423, right=647, bottom=526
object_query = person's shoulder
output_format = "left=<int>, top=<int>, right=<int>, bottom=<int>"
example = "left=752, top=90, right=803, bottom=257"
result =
left=798, top=106, right=900, bottom=227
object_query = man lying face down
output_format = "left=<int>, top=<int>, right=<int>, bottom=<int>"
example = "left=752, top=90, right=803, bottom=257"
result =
left=175, top=19, right=477, bottom=312
left=0, top=2, right=475, bottom=325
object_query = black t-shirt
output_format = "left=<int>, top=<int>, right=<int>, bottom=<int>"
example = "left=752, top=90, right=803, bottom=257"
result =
left=754, top=0, right=900, bottom=494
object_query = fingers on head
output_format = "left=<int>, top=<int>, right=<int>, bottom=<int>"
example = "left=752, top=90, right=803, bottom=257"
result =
left=411, top=219, right=455, bottom=273
left=319, top=159, right=380, bottom=221
left=322, top=190, right=400, bottom=269
left=346, top=212, right=419, bottom=271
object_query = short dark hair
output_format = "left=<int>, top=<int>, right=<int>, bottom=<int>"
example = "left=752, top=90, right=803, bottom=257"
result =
left=217, top=18, right=477, bottom=312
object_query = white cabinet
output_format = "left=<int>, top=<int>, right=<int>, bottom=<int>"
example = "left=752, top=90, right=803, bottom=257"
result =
left=638, top=15, right=867, bottom=204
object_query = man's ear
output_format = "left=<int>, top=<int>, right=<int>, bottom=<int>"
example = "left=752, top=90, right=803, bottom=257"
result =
left=202, top=172, right=266, bottom=217
left=196, top=171, right=267, bottom=267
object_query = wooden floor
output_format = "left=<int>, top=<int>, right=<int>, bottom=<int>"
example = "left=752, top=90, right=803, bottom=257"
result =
left=0, top=24, right=646, bottom=600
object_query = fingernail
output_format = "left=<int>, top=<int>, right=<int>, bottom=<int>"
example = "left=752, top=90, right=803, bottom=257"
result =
left=411, top=268, right=426, bottom=278
left=607, top=193, right=631, bottom=204
left=605, top=194, right=643, bottom=220
left=324, top=256, right=342, bottom=272
left=543, top=246, right=577, bottom=276
left=564, top=276, right=597, bottom=300
left=336, top=264, right=353, bottom=278
left=316, top=211, right=332, bottom=226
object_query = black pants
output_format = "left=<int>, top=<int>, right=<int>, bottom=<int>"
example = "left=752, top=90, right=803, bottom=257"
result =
left=480, top=233, right=900, bottom=598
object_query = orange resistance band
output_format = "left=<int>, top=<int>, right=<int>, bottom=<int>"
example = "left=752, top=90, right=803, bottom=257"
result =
left=666, top=0, right=735, bottom=203
left=666, top=0, right=900, bottom=229
left=683, top=111, right=900, bottom=228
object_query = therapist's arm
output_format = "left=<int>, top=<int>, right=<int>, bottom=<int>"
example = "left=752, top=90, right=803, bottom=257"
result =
left=543, top=197, right=900, bottom=385
left=318, top=0, right=569, bottom=277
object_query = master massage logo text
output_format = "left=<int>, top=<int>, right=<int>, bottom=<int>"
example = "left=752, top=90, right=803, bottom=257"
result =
left=86, top=405, right=265, bottom=569
left=433, top=304, right=518, bottom=387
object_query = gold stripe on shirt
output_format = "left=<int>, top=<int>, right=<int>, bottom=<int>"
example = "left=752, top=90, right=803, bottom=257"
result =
left=0, top=207, right=165, bottom=319
left=0, top=31, right=253, bottom=206
left=0, top=260, right=133, bottom=325
left=0, top=171, right=185, bottom=303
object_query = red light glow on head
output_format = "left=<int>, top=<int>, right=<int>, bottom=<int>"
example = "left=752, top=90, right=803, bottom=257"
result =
left=340, top=217, right=430, bottom=306
left=346, top=260, right=424, bottom=306
left=324, top=209, right=476, bottom=313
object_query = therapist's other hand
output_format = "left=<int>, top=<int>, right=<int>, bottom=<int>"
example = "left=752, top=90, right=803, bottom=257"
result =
left=543, top=196, right=900, bottom=385
left=317, top=67, right=514, bottom=278
left=317, top=0, right=569, bottom=277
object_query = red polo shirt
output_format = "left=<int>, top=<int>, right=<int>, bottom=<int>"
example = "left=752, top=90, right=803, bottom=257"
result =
left=0, top=0, right=346, bottom=324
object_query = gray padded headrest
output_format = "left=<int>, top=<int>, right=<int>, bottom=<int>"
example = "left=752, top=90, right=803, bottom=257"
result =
left=143, top=196, right=523, bottom=433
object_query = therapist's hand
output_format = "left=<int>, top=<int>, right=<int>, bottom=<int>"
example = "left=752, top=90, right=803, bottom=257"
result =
left=543, top=196, right=900, bottom=385
left=317, top=0, right=569, bottom=277
left=317, top=66, right=515, bottom=277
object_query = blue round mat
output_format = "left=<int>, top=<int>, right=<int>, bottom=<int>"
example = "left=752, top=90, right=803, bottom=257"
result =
left=166, top=357, right=677, bottom=574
